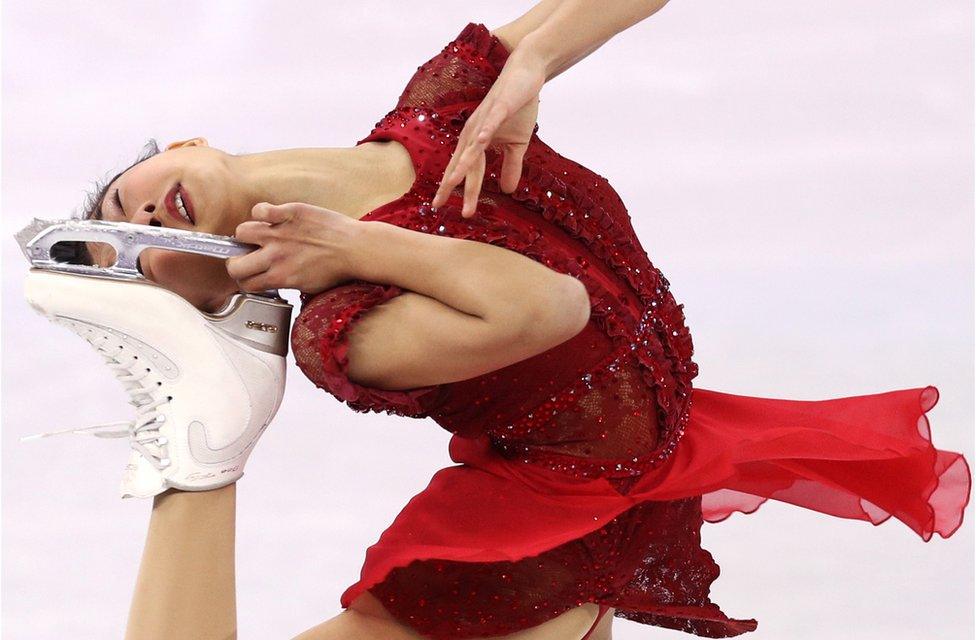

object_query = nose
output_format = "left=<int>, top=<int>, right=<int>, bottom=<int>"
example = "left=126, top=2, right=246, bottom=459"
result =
left=131, top=202, right=158, bottom=226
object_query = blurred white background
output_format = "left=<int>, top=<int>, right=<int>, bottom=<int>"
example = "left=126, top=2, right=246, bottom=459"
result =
left=2, top=1, right=973, bottom=638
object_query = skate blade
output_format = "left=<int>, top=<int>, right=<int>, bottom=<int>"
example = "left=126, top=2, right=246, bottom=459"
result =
left=15, top=218, right=257, bottom=280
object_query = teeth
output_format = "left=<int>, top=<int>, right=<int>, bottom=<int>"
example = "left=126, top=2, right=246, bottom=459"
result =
left=174, top=191, right=192, bottom=224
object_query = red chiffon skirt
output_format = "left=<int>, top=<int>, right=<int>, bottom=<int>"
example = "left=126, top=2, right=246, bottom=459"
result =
left=340, top=385, right=971, bottom=637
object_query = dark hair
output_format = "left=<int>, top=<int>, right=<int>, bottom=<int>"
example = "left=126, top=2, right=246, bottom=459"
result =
left=67, top=139, right=163, bottom=265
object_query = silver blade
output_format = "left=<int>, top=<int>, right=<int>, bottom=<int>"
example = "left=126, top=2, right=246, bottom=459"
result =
left=16, top=218, right=257, bottom=279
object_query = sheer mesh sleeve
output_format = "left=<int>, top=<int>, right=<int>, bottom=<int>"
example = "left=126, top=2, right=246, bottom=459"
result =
left=393, top=22, right=512, bottom=111
left=292, top=282, right=443, bottom=417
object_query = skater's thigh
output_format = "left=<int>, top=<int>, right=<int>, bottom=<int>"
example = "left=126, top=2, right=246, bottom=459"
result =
left=289, top=590, right=603, bottom=640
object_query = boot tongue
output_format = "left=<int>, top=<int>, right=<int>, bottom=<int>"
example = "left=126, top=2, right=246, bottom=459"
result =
left=119, top=451, right=167, bottom=499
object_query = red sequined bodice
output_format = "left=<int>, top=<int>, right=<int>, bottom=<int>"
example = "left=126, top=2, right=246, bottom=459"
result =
left=294, top=22, right=697, bottom=492
left=287, top=22, right=970, bottom=640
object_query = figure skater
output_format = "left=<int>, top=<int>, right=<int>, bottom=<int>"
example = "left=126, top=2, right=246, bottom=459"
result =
left=25, top=2, right=972, bottom=639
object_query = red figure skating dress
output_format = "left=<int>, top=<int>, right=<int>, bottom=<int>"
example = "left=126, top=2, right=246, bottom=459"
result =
left=291, top=22, right=972, bottom=638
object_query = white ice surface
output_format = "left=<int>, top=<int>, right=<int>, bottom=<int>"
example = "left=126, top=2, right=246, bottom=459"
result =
left=2, top=2, right=973, bottom=638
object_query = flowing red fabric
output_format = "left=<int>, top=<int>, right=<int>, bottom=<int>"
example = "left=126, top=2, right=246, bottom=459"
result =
left=321, top=386, right=969, bottom=637
left=289, top=22, right=972, bottom=639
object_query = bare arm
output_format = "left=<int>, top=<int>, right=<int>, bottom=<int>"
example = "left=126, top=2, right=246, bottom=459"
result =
left=228, top=203, right=591, bottom=390
left=432, top=0, right=671, bottom=213
left=489, top=0, right=564, bottom=54
left=342, top=220, right=591, bottom=389
left=520, top=0, right=671, bottom=82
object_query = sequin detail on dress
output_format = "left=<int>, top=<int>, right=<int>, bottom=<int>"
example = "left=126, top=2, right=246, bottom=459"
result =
left=300, top=22, right=699, bottom=483
left=291, top=22, right=971, bottom=640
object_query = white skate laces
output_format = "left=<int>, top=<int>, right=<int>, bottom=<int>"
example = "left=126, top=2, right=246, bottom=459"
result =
left=21, top=322, right=176, bottom=472
left=19, top=265, right=292, bottom=499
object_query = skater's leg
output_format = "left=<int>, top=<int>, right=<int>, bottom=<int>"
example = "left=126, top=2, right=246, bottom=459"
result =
left=291, top=590, right=610, bottom=640
left=584, top=605, right=615, bottom=640
left=124, top=484, right=237, bottom=640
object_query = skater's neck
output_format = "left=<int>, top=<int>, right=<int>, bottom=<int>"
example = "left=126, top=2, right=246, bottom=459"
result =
left=229, top=144, right=406, bottom=219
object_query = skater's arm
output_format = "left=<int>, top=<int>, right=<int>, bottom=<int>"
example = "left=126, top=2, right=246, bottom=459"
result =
left=432, top=0, right=671, bottom=214
left=489, top=0, right=564, bottom=54
left=519, top=0, right=670, bottom=82
left=228, top=202, right=591, bottom=389
left=349, top=220, right=586, bottom=337
left=340, top=220, right=590, bottom=389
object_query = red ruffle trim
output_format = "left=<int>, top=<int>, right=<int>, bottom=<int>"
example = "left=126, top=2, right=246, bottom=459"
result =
left=455, top=22, right=512, bottom=73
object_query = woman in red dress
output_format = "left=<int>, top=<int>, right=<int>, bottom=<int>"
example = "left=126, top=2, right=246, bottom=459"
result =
left=283, top=21, right=973, bottom=639
left=73, top=6, right=970, bottom=640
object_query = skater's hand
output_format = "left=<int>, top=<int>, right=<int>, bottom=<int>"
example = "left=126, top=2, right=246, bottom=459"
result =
left=227, top=202, right=360, bottom=295
left=430, top=46, right=545, bottom=218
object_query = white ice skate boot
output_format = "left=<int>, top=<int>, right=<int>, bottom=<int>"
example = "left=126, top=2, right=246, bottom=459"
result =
left=17, top=219, right=292, bottom=499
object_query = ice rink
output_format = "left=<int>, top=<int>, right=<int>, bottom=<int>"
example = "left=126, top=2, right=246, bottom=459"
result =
left=3, top=2, right=973, bottom=638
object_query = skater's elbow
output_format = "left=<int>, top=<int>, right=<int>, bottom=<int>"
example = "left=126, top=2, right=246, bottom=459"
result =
left=515, top=274, right=591, bottom=348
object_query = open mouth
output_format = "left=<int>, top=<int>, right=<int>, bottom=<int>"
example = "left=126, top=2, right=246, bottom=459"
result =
left=164, top=184, right=196, bottom=225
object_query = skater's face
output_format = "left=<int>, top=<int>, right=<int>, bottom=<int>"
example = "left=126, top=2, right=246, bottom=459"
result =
left=90, top=137, right=251, bottom=234
left=86, top=137, right=250, bottom=312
